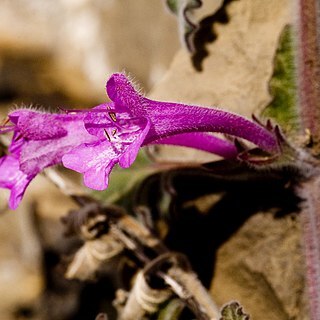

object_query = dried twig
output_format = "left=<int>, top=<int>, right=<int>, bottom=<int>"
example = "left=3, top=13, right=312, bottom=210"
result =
left=44, top=168, right=219, bottom=319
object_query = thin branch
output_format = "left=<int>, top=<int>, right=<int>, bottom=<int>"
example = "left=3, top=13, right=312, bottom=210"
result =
left=298, top=177, right=320, bottom=319
left=109, top=226, right=219, bottom=320
left=43, top=168, right=87, bottom=199
left=297, top=0, right=320, bottom=152
left=296, top=1, right=320, bottom=318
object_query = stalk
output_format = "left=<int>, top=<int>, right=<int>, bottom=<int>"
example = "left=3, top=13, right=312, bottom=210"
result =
left=297, top=0, right=320, bottom=151
left=296, top=0, right=320, bottom=318
left=299, top=177, right=320, bottom=320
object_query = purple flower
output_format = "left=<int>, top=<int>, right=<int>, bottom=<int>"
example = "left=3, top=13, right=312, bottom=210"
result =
left=0, top=109, right=98, bottom=208
left=0, top=73, right=280, bottom=209
left=0, top=155, right=32, bottom=209
left=63, top=74, right=279, bottom=187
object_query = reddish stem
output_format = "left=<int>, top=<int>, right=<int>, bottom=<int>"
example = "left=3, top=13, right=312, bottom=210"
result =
left=297, top=0, right=320, bottom=147
left=299, top=177, right=320, bottom=320
left=297, top=1, right=320, bottom=318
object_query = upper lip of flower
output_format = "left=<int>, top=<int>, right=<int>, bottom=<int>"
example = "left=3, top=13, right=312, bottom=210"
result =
left=0, top=72, right=282, bottom=209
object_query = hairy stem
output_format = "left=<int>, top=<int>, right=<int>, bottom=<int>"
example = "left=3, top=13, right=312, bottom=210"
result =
left=297, top=0, right=320, bottom=150
left=296, top=0, right=320, bottom=318
left=298, top=177, right=320, bottom=319
left=144, top=99, right=280, bottom=153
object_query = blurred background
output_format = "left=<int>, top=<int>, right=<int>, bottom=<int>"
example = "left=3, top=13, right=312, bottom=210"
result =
left=0, top=0, right=179, bottom=109
left=0, top=1, right=179, bottom=319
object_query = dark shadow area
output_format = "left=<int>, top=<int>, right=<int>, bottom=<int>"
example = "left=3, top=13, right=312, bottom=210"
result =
left=70, top=277, right=117, bottom=320
left=36, top=247, right=117, bottom=320
left=191, top=0, right=236, bottom=71
left=133, top=160, right=301, bottom=288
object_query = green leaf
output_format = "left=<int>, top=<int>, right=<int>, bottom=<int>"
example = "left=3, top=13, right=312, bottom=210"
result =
left=157, top=298, right=185, bottom=320
left=166, top=0, right=179, bottom=14
left=220, top=301, right=250, bottom=320
left=262, top=25, right=299, bottom=135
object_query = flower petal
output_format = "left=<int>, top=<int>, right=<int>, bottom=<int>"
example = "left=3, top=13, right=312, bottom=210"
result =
left=118, top=118, right=150, bottom=168
left=9, top=110, right=69, bottom=140
left=19, top=117, right=97, bottom=176
left=63, top=118, right=150, bottom=189
left=62, top=141, right=117, bottom=190
left=105, top=74, right=279, bottom=153
left=0, top=156, right=34, bottom=209
left=106, top=73, right=146, bottom=115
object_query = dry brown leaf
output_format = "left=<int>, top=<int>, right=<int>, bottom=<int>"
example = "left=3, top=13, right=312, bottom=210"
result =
left=148, top=0, right=292, bottom=163
left=210, top=212, right=307, bottom=320
left=151, top=0, right=292, bottom=116
left=65, top=234, right=124, bottom=281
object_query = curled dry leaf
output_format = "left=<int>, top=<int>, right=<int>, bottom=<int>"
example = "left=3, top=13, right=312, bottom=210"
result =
left=119, top=271, right=172, bottom=320
left=65, top=234, right=124, bottom=281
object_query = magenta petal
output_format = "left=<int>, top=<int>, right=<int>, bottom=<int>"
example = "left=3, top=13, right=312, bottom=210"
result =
left=0, top=156, right=34, bottom=209
left=106, top=73, right=146, bottom=115
left=9, top=110, right=68, bottom=140
left=84, top=104, right=117, bottom=138
left=63, top=118, right=150, bottom=189
left=0, top=109, right=100, bottom=208
left=62, top=141, right=118, bottom=190
left=83, top=162, right=115, bottom=190
left=84, top=104, right=136, bottom=139
left=19, top=118, right=96, bottom=176
left=118, top=118, right=150, bottom=167
left=105, top=74, right=279, bottom=154
left=0, top=73, right=283, bottom=210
